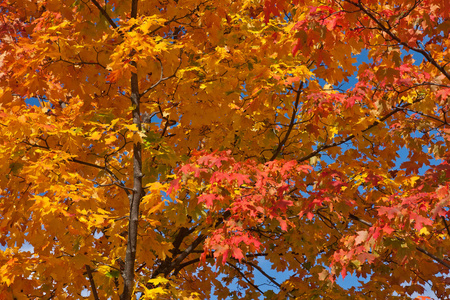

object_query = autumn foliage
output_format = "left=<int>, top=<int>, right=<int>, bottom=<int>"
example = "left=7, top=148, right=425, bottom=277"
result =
left=0, top=0, right=450, bottom=299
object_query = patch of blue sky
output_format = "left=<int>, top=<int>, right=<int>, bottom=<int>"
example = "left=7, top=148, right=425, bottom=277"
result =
left=0, top=239, right=34, bottom=253
left=25, top=97, right=41, bottom=107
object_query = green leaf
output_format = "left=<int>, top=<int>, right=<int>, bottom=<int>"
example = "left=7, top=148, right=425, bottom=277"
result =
left=9, top=162, right=23, bottom=174
left=106, top=269, right=121, bottom=278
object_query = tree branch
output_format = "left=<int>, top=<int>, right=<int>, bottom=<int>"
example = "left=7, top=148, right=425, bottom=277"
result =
left=442, top=217, right=450, bottom=237
left=120, top=0, right=142, bottom=296
left=416, top=247, right=450, bottom=269
left=153, top=211, right=231, bottom=278
left=140, top=52, right=183, bottom=97
left=172, top=252, right=269, bottom=276
left=226, top=261, right=264, bottom=295
left=270, top=82, right=303, bottom=161
left=243, top=260, right=295, bottom=298
left=349, top=213, right=373, bottom=227
left=345, top=0, right=450, bottom=81
left=54, top=57, right=106, bottom=69
left=22, top=139, right=130, bottom=194
left=90, top=0, right=118, bottom=29
left=402, top=108, right=450, bottom=126
left=131, top=0, right=138, bottom=19
left=298, top=99, right=422, bottom=163
left=69, top=158, right=131, bottom=196
left=85, top=265, right=100, bottom=300
left=152, top=230, right=208, bottom=277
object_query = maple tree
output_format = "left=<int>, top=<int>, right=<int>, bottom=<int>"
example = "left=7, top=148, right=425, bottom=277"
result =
left=0, top=0, right=449, bottom=299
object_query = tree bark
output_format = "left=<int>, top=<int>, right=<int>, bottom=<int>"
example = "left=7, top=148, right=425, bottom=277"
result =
left=120, top=63, right=142, bottom=300
left=120, top=0, right=141, bottom=294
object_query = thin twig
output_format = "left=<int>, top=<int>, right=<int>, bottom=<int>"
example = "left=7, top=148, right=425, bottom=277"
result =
left=442, top=217, right=450, bottom=237
left=226, top=261, right=264, bottom=295
left=173, top=252, right=269, bottom=275
left=69, top=158, right=131, bottom=196
left=140, top=51, right=183, bottom=97
left=243, top=260, right=295, bottom=298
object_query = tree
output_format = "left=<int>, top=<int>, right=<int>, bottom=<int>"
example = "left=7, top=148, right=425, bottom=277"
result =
left=0, top=0, right=449, bottom=298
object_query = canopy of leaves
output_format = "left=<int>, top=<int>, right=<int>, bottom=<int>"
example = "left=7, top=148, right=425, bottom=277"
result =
left=0, top=0, right=449, bottom=299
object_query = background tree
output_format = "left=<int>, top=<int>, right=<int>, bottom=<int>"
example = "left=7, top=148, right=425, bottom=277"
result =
left=0, top=0, right=449, bottom=299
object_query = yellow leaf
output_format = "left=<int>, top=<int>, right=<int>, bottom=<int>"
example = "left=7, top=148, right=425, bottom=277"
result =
left=148, top=201, right=165, bottom=215
left=90, top=131, right=102, bottom=140
left=140, top=17, right=167, bottom=34
left=148, top=276, right=169, bottom=285
left=105, top=135, right=117, bottom=145
left=419, top=227, right=430, bottom=236
left=110, top=118, right=121, bottom=128
left=97, top=265, right=110, bottom=275
left=409, top=176, right=420, bottom=186
left=125, top=124, right=139, bottom=131
left=144, top=182, right=165, bottom=191
left=143, top=287, right=168, bottom=299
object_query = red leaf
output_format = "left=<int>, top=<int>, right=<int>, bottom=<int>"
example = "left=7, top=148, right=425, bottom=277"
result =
left=263, top=0, right=280, bottom=23
left=340, top=267, right=347, bottom=279
left=232, top=247, right=244, bottom=261
left=167, top=178, right=180, bottom=195
left=354, top=230, right=368, bottom=245
left=292, top=38, right=302, bottom=56
left=198, top=194, right=217, bottom=207
left=381, top=224, right=395, bottom=235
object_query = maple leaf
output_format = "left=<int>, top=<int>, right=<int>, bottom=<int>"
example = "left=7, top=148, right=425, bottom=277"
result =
left=231, top=247, right=244, bottom=262
left=354, top=230, right=368, bottom=246
left=198, top=194, right=217, bottom=207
